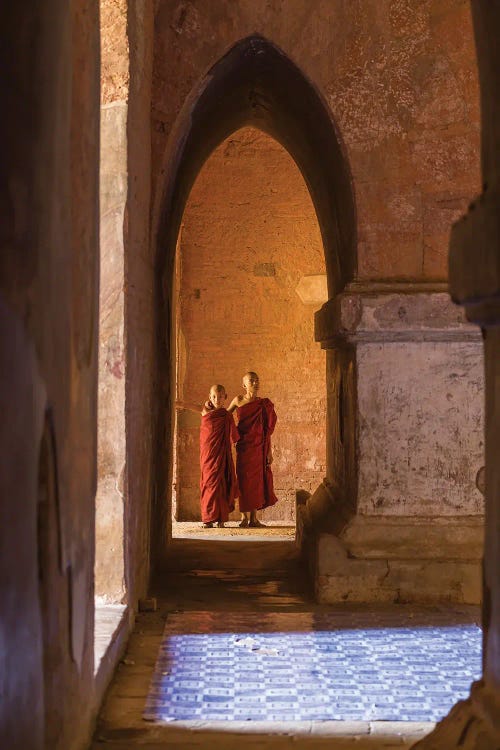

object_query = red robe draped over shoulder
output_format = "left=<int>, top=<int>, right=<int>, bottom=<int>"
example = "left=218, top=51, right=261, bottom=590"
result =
left=199, top=408, right=238, bottom=523
left=236, top=397, right=278, bottom=512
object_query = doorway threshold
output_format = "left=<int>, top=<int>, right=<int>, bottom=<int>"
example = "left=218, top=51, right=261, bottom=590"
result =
left=172, top=520, right=295, bottom=541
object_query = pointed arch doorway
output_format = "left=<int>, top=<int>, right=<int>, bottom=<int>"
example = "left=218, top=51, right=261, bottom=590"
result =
left=151, top=35, right=356, bottom=565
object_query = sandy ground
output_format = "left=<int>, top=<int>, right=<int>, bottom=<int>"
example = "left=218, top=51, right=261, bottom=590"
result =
left=172, top=520, right=296, bottom=541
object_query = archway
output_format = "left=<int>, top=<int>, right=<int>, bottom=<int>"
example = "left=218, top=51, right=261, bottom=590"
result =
left=152, top=35, right=356, bottom=563
left=172, top=126, right=328, bottom=533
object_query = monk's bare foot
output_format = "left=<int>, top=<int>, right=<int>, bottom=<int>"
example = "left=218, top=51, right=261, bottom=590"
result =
left=249, top=518, right=266, bottom=528
left=239, top=518, right=249, bottom=528
left=202, top=522, right=213, bottom=529
left=217, top=521, right=225, bottom=528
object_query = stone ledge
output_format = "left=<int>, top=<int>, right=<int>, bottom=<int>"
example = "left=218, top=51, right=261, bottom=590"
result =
left=315, top=287, right=481, bottom=346
left=94, top=719, right=433, bottom=746
left=341, top=516, right=484, bottom=561
left=317, top=534, right=482, bottom=604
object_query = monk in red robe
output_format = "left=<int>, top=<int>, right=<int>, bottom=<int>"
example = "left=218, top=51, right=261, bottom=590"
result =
left=228, top=372, right=278, bottom=528
left=199, top=384, right=238, bottom=528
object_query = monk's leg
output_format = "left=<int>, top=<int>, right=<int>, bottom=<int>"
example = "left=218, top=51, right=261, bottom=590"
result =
left=249, top=511, right=266, bottom=528
left=239, top=511, right=249, bottom=528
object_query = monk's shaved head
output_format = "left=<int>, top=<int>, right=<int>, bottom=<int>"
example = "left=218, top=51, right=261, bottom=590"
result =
left=210, top=384, right=226, bottom=395
left=208, top=384, right=227, bottom=410
left=242, top=372, right=260, bottom=395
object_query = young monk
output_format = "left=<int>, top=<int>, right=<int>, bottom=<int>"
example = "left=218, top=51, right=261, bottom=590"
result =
left=228, top=372, right=278, bottom=528
left=177, top=385, right=238, bottom=529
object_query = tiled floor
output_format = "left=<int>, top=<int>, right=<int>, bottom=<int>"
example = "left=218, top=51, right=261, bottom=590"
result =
left=144, top=610, right=481, bottom=724
left=93, top=539, right=481, bottom=748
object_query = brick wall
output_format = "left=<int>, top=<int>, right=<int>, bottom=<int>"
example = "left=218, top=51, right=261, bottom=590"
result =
left=175, top=128, right=326, bottom=523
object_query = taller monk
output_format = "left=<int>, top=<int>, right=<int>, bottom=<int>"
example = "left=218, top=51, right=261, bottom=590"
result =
left=228, top=372, right=278, bottom=528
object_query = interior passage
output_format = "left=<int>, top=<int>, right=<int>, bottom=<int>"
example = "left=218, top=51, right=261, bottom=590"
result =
left=93, top=538, right=481, bottom=749
left=6, top=2, right=500, bottom=749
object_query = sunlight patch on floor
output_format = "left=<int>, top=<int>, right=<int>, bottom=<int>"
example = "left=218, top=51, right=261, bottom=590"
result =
left=144, top=611, right=481, bottom=723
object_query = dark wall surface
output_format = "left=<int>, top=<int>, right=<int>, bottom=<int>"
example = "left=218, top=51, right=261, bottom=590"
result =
left=0, top=2, right=100, bottom=748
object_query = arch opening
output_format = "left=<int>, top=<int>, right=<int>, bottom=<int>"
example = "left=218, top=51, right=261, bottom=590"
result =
left=152, top=36, right=356, bottom=559
left=172, top=126, right=327, bottom=534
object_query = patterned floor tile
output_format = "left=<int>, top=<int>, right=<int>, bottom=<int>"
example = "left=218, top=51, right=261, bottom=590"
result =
left=143, top=611, right=481, bottom=723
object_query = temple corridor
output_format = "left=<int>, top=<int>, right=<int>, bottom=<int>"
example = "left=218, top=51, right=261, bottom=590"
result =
left=92, top=536, right=481, bottom=749
left=3, top=3, right=500, bottom=749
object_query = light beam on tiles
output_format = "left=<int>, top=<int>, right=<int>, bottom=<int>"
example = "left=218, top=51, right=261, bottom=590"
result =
left=143, top=624, right=482, bottom=725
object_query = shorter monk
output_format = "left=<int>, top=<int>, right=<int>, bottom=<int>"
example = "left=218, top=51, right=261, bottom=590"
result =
left=228, top=372, right=278, bottom=528
left=199, top=385, right=239, bottom=528
left=177, top=385, right=239, bottom=528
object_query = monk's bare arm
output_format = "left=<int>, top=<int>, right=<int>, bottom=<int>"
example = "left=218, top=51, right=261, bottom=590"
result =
left=176, top=399, right=210, bottom=415
left=227, top=395, right=243, bottom=413
left=201, top=401, right=214, bottom=416
left=267, top=438, right=273, bottom=465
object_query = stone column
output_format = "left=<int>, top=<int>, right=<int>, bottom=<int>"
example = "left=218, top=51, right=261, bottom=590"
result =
left=95, top=101, right=127, bottom=604
left=409, top=163, right=500, bottom=750
left=297, top=282, right=484, bottom=604
left=413, top=2, right=500, bottom=745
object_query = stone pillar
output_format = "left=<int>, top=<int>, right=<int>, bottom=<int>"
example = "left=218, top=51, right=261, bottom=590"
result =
left=411, top=3, right=500, bottom=743
left=297, top=282, right=484, bottom=604
left=389, top=2, right=500, bottom=745
left=98, top=0, right=154, bottom=607
left=95, top=102, right=127, bottom=603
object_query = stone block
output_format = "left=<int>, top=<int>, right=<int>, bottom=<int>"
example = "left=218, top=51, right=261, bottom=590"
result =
left=295, top=274, right=328, bottom=305
left=316, top=527, right=482, bottom=604
left=384, top=560, right=481, bottom=604
left=317, top=573, right=396, bottom=604
left=342, top=516, right=484, bottom=561
left=357, top=339, right=484, bottom=517
left=317, top=533, right=393, bottom=603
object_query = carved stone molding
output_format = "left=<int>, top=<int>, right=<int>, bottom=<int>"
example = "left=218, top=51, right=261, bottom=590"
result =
left=449, top=188, right=500, bottom=327
left=315, top=284, right=481, bottom=347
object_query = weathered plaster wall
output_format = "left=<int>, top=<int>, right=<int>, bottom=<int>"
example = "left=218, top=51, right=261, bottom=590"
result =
left=97, top=0, right=128, bottom=605
left=175, top=128, right=326, bottom=523
left=315, top=289, right=484, bottom=518
left=123, top=0, right=155, bottom=602
left=99, top=0, right=154, bottom=605
left=357, top=341, right=484, bottom=516
left=308, top=288, right=485, bottom=604
left=153, top=0, right=480, bottom=283
left=0, top=2, right=100, bottom=748
left=96, top=102, right=127, bottom=602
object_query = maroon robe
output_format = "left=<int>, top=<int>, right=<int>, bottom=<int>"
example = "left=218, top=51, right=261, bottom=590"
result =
left=199, top=408, right=238, bottom=523
left=236, top=397, right=278, bottom=512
